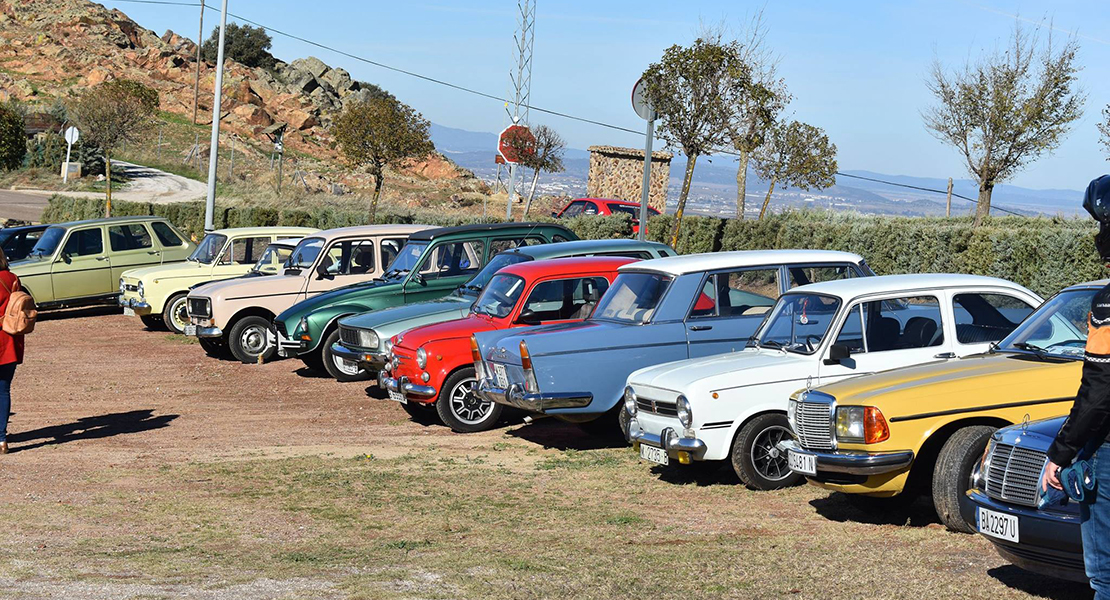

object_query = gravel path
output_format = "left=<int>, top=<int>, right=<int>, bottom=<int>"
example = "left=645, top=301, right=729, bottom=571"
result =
left=14, top=161, right=208, bottom=218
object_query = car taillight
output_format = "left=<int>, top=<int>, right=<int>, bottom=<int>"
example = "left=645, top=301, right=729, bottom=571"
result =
left=470, top=335, right=481, bottom=362
left=519, top=340, right=532, bottom=372
left=864, top=407, right=890, bottom=444
left=520, top=340, right=539, bottom=393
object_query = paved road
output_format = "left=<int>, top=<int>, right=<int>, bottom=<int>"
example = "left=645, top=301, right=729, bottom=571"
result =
left=0, top=189, right=50, bottom=222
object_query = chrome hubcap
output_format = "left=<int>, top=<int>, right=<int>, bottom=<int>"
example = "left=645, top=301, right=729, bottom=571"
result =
left=750, top=425, right=791, bottom=481
left=448, top=378, right=490, bottom=425
left=240, top=325, right=268, bottom=355
left=170, top=298, right=189, bottom=332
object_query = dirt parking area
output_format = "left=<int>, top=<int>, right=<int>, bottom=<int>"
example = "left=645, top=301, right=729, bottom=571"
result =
left=0, top=308, right=1093, bottom=599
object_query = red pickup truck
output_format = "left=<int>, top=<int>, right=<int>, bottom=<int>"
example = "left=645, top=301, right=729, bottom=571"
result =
left=552, top=198, right=661, bottom=235
left=380, top=256, right=634, bottom=432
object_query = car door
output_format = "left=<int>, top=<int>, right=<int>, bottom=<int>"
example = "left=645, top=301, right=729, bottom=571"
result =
left=304, top=237, right=380, bottom=296
left=818, top=293, right=953, bottom=385
left=107, top=223, right=162, bottom=282
left=215, top=235, right=272, bottom=279
left=685, top=266, right=782, bottom=357
left=402, top=238, right=485, bottom=304
left=51, top=226, right=112, bottom=300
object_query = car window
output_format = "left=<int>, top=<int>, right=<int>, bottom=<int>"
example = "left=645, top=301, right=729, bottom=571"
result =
left=561, top=201, right=587, bottom=218
left=836, top=295, right=945, bottom=353
left=473, top=274, right=526, bottom=318
left=834, top=304, right=866, bottom=352
left=63, top=228, right=104, bottom=257
left=788, top=264, right=858, bottom=288
left=108, top=224, right=153, bottom=252
left=592, top=272, right=671, bottom=324
left=757, top=293, right=842, bottom=354
left=380, top=238, right=405, bottom=270
left=3, top=229, right=42, bottom=261
left=151, top=222, right=184, bottom=247
left=953, top=293, right=1035, bottom=344
left=222, top=236, right=271, bottom=265
left=582, top=202, right=600, bottom=215
left=594, top=250, right=653, bottom=259
left=320, top=239, right=377, bottom=276
left=520, top=277, right=611, bottom=321
left=489, top=236, right=545, bottom=255
left=418, top=240, right=483, bottom=280
left=691, top=268, right=781, bottom=319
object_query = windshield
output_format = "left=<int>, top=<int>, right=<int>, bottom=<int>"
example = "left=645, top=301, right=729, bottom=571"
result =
left=252, top=244, right=295, bottom=274
left=384, top=241, right=429, bottom=277
left=285, top=237, right=325, bottom=271
left=591, top=272, right=671, bottom=324
left=472, top=274, right=526, bottom=318
left=462, top=252, right=531, bottom=295
left=996, top=288, right=1095, bottom=360
left=188, top=233, right=228, bottom=264
left=29, top=226, right=66, bottom=257
left=757, top=293, right=842, bottom=354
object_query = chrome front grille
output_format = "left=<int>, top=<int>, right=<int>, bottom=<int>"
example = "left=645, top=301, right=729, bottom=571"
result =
left=794, top=398, right=834, bottom=450
left=274, top=321, right=288, bottom=339
left=636, top=397, right=677, bottom=417
left=122, top=283, right=139, bottom=293
left=187, top=297, right=210, bottom=318
left=983, top=443, right=1047, bottom=508
left=339, top=325, right=361, bottom=347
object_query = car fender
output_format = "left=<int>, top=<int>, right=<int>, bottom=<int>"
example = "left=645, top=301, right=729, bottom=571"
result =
left=704, top=381, right=806, bottom=462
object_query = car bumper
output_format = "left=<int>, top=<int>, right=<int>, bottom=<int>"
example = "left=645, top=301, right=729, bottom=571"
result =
left=627, top=419, right=707, bottom=461
left=276, top=330, right=307, bottom=357
left=475, top=377, right=592, bottom=412
left=118, top=296, right=153, bottom=315
left=779, top=440, right=915, bottom=476
left=380, top=374, right=437, bottom=402
left=962, top=488, right=1086, bottom=582
left=330, top=343, right=385, bottom=371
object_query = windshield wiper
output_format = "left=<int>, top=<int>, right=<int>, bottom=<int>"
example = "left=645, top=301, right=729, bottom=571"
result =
left=759, top=339, right=788, bottom=353
left=1013, top=342, right=1050, bottom=360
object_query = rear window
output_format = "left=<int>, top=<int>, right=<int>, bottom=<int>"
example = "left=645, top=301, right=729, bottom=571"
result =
left=592, top=272, right=671, bottom=324
left=151, top=222, right=184, bottom=247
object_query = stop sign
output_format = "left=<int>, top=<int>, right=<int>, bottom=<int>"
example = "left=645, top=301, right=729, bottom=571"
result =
left=498, top=125, right=535, bottom=164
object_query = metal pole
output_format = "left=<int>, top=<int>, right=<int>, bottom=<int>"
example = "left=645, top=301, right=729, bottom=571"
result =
left=946, top=177, right=953, bottom=218
left=506, top=162, right=518, bottom=220
left=276, top=152, right=283, bottom=194
left=203, top=0, right=228, bottom=232
left=63, top=142, right=72, bottom=184
left=157, top=123, right=163, bottom=162
left=228, top=138, right=234, bottom=179
left=193, top=0, right=205, bottom=125
left=638, top=116, right=655, bottom=241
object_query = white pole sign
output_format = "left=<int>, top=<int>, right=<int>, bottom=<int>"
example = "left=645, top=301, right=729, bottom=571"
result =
left=631, top=78, right=656, bottom=241
left=62, top=126, right=80, bottom=183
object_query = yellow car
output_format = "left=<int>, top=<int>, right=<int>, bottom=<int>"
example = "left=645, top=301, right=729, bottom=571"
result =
left=782, top=280, right=1100, bottom=532
left=118, top=226, right=318, bottom=333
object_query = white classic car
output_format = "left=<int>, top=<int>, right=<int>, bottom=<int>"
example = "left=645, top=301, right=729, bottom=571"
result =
left=624, top=273, right=1043, bottom=490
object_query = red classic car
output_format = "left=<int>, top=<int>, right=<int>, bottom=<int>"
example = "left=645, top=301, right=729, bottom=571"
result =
left=552, top=198, right=661, bottom=235
left=380, top=256, right=635, bottom=432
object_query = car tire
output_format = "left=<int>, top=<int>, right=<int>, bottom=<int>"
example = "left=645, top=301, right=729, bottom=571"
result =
left=730, top=413, right=803, bottom=490
left=618, top=406, right=632, bottom=440
left=300, top=351, right=325, bottom=374
left=199, top=336, right=230, bottom=359
left=321, top=329, right=370, bottom=382
left=228, top=316, right=276, bottom=364
left=401, top=401, right=438, bottom=424
left=161, top=293, right=190, bottom=335
left=139, top=314, right=164, bottom=330
left=435, top=367, right=501, bottom=433
left=933, top=425, right=996, bottom=533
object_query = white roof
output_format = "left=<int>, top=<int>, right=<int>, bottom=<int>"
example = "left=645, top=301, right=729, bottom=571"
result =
left=1065, top=279, right=1110, bottom=290
left=620, top=250, right=865, bottom=276
left=790, top=273, right=1039, bottom=301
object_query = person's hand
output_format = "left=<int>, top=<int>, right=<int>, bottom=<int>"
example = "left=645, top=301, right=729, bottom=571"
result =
left=1042, top=461, right=1064, bottom=492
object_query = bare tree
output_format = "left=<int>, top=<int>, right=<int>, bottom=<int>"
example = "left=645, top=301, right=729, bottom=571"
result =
left=517, top=125, right=566, bottom=219
left=923, top=22, right=1084, bottom=226
left=753, top=120, right=837, bottom=219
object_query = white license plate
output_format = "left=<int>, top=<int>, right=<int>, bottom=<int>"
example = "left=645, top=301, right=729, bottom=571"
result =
left=978, top=507, right=1019, bottom=543
left=184, top=324, right=197, bottom=336
left=788, top=449, right=817, bottom=476
left=494, top=363, right=509, bottom=389
left=122, top=307, right=135, bottom=317
left=640, top=444, right=669, bottom=466
left=388, top=390, right=407, bottom=404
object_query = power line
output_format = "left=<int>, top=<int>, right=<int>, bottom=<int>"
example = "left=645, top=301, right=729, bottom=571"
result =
left=834, top=172, right=1025, bottom=216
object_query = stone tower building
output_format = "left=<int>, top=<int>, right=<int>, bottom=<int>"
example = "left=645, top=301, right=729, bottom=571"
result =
left=586, top=145, right=672, bottom=211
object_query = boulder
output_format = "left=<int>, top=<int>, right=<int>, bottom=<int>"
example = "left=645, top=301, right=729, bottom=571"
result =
left=234, top=80, right=263, bottom=106
left=290, top=56, right=328, bottom=79
left=231, top=104, right=272, bottom=128
left=320, top=67, right=353, bottom=94
left=285, top=69, right=318, bottom=94
left=287, top=109, right=317, bottom=131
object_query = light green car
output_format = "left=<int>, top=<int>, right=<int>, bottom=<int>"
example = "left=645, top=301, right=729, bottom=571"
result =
left=12, top=216, right=195, bottom=310
left=119, top=226, right=318, bottom=333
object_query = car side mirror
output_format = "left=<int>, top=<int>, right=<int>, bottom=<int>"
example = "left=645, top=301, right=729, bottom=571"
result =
left=315, top=262, right=334, bottom=281
left=58, top=252, right=71, bottom=264
left=550, top=211, right=559, bottom=218
left=824, top=344, right=851, bottom=366
left=411, top=272, right=426, bottom=286
left=517, top=309, right=540, bottom=324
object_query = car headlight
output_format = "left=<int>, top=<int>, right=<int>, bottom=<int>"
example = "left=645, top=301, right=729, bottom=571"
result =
left=676, top=395, right=692, bottom=428
left=624, top=386, right=637, bottom=417
left=137, top=281, right=144, bottom=299
left=358, top=329, right=379, bottom=348
left=416, top=347, right=427, bottom=369
left=835, top=406, right=889, bottom=444
left=298, top=317, right=309, bottom=334
left=384, top=338, right=393, bottom=355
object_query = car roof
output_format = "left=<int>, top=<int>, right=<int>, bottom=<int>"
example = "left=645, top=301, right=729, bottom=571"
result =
left=0, top=224, right=47, bottom=232
left=311, top=223, right=434, bottom=240
left=51, top=215, right=170, bottom=228
left=511, top=238, right=671, bottom=259
left=789, top=273, right=1036, bottom=300
left=269, top=238, right=303, bottom=248
left=620, top=250, right=865, bottom=276
left=209, top=226, right=318, bottom=236
left=408, top=221, right=571, bottom=242
left=1063, top=279, right=1110, bottom=291
left=497, top=256, right=637, bottom=279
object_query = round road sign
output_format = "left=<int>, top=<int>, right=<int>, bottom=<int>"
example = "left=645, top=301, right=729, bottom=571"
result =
left=632, top=78, right=655, bottom=121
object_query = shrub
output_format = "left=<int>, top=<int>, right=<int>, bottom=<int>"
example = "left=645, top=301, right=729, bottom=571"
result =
left=201, top=23, right=276, bottom=70
left=0, top=104, right=25, bottom=170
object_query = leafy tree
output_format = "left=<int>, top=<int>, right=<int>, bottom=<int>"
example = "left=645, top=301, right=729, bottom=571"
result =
left=333, top=97, right=434, bottom=222
left=752, top=120, right=837, bottom=219
left=923, top=23, right=1084, bottom=226
left=506, top=125, right=565, bottom=219
left=642, top=37, right=737, bottom=247
left=0, top=103, right=25, bottom=171
left=201, top=23, right=277, bottom=70
left=69, top=80, right=159, bottom=216
left=1098, top=105, right=1110, bottom=160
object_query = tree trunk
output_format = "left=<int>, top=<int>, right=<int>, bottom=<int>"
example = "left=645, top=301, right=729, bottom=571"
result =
left=668, top=153, right=698, bottom=249
left=736, top=150, right=749, bottom=220
left=973, top=180, right=993, bottom=227
left=369, top=170, right=384, bottom=224
left=522, top=168, right=540, bottom=220
left=758, top=177, right=777, bottom=220
left=104, top=153, right=112, bottom=218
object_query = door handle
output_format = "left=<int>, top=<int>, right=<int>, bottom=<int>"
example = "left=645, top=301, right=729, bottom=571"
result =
left=689, top=325, right=713, bottom=331
left=147, top=251, right=161, bottom=255
left=934, top=352, right=956, bottom=359
left=95, top=256, right=109, bottom=261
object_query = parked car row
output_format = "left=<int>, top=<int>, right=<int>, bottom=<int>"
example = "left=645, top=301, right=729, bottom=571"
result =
left=15, top=214, right=1094, bottom=585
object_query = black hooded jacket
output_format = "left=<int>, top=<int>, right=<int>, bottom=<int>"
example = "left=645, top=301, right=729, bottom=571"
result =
left=1048, top=282, right=1110, bottom=465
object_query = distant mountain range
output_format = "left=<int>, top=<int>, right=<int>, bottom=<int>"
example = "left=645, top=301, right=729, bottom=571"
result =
left=429, top=124, right=1086, bottom=218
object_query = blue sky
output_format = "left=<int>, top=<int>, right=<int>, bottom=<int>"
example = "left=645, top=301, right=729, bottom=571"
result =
left=102, top=0, right=1109, bottom=191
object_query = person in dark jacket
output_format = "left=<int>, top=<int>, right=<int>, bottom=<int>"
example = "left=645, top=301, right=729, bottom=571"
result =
left=1044, top=174, right=1110, bottom=599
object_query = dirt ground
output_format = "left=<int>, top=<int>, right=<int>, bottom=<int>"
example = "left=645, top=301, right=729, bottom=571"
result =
left=0, top=307, right=1094, bottom=600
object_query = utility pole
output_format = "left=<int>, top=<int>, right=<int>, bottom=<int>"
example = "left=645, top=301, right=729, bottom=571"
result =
left=203, top=0, right=228, bottom=232
left=946, top=177, right=953, bottom=218
left=504, top=0, right=536, bottom=220
left=193, top=0, right=205, bottom=125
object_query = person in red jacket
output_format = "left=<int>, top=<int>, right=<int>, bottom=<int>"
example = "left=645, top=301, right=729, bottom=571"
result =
left=0, top=247, right=25, bottom=455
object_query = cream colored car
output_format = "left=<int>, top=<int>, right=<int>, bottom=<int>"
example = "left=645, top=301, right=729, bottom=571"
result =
left=186, top=224, right=431, bottom=363
left=119, top=226, right=318, bottom=333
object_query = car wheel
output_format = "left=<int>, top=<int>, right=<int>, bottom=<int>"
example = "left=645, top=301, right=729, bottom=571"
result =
left=731, top=413, right=803, bottom=490
left=300, top=351, right=325, bottom=374
left=321, top=329, right=370, bottom=382
left=933, top=425, right=996, bottom=533
left=228, top=316, right=276, bottom=364
left=435, top=367, right=501, bottom=433
left=139, top=314, right=164, bottom=330
left=161, top=293, right=190, bottom=335
left=618, top=405, right=632, bottom=440
left=401, top=401, right=438, bottom=424
left=199, top=336, right=230, bottom=359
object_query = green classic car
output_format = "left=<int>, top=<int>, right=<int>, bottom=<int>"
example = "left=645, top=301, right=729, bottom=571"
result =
left=274, top=222, right=576, bottom=380
left=13, top=216, right=195, bottom=309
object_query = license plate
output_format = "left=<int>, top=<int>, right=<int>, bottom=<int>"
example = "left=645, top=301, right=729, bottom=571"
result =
left=122, top=307, right=135, bottom=317
left=978, top=507, right=1019, bottom=543
left=640, top=444, right=669, bottom=466
left=388, top=390, right=407, bottom=404
left=494, top=363, right=509, bottom=389
left=788, top=449, right=817, bottom=476
left=184, top=324, right=197, bottom=336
